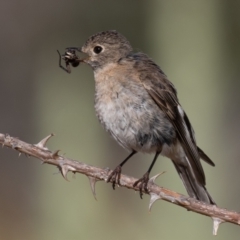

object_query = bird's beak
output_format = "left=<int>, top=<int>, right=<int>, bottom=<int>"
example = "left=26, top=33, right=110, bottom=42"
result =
left=65, top=47, right=88, bottom=63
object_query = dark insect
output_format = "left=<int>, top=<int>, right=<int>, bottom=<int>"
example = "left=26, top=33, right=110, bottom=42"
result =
left=57, top=48, right=82, bottom=73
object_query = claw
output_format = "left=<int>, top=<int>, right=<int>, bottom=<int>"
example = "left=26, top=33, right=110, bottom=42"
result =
left=133, top=172, right=150, bottom=199
left=107, top=165, right=122, bottom=189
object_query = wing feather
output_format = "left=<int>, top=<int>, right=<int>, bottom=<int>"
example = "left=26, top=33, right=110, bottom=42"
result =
left=133, top=53, right=210, bottom=184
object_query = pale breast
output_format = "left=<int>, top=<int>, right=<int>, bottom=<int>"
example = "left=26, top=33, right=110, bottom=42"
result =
left=93, top=63, right=176, bottom=153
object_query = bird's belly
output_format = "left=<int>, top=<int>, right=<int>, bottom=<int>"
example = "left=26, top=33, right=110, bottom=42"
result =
left=94, top=82, right=176, bottom=153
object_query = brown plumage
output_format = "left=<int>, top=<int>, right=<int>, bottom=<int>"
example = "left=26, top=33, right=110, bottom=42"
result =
left=79, top=30, right=215, bottom=204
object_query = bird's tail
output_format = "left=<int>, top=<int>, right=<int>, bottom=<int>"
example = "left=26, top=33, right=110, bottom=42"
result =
left=172, top=161, right=215, bottom=205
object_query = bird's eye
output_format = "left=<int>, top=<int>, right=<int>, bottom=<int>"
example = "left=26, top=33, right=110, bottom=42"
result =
left=93, top=46, right=103, bottom=54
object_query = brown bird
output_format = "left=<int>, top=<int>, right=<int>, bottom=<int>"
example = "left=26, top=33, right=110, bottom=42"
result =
left=66, top=30, right=216, bottom=204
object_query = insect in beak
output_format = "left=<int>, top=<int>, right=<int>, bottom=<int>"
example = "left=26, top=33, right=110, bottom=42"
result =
left=57, top=47, right=83, bottom=74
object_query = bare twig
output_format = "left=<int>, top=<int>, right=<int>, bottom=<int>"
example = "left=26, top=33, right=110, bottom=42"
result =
left=0, top=133, right=239, bottom=235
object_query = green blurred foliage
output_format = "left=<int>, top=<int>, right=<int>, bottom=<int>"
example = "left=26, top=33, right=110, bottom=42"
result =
left=0, top=0, right=240, bottom=239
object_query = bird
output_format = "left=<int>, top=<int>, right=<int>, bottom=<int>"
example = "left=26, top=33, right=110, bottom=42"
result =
left=76, top=30, right=215, bottom=204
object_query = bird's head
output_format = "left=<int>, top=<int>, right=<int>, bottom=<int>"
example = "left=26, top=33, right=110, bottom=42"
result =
left=80, top=30, right=133, bottom=69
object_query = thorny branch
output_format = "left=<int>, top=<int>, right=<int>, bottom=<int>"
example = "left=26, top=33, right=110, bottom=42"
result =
left=0, top=133, right=239, bottom=235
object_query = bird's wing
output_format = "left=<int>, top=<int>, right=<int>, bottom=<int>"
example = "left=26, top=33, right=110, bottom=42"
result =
left=197, top=146, right=215, bottom=166
left=134, top=53, right=207, bottom=184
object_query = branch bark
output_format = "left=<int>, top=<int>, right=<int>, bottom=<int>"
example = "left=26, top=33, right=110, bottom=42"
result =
left=0, top=133, right=239, bottom=235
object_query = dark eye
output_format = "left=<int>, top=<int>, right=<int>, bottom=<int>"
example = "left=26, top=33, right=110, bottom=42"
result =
left=93, top=46, right=103, bottom=54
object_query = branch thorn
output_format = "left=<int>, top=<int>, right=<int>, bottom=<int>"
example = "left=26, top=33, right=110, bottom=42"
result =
left=87, top=176, right=99, bottom=200
left=212, top=217, right=224, bottom=235
left=3, top=133, right=11, bottom=147
left=35, top=134, right=54, bottom=150
left=149, top=193, right=162, bottom=211
left=149, top=171, right=166, bottom=185
left=52, top=150, right=61, bottom=159
left=60, top=164, right=76, bottom=181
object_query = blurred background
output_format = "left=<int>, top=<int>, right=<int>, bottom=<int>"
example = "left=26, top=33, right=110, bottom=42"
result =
left=0, top=0, right=240, bottom=239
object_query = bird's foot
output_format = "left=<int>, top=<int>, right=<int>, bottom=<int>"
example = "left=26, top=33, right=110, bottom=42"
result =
left=107, top=165, right=122, bottom=189
left=133, top=172, right=150, bottom=199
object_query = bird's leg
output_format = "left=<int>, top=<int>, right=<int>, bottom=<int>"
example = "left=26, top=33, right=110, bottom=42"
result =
left=107, top=150, right=136, bottom=189
left=133, top=151, right=160, bottom=198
